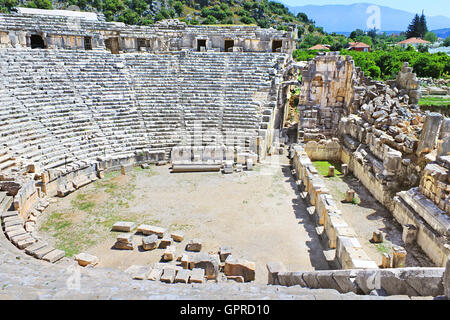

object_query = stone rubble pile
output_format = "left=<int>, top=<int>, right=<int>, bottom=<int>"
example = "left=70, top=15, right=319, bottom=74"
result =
left=110, top=220, right=256, bottom=284
left=295, top=52, right=450, bottom=267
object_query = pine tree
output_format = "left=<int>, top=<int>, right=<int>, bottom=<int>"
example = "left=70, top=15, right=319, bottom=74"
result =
left=406, top=14, right=421, bottom=38
left=419, top=11, right=428, bottom=38
left=406, top=12, right=429, bottom=39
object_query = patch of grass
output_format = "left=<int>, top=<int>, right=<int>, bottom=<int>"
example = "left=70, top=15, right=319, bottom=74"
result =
left=375, top=242, right=390, bottom=255
left=418, top=96, right=450, bottom=107
left=71, top=193, right=95, bottom=212
left=312, top=161, right=343, bottom=178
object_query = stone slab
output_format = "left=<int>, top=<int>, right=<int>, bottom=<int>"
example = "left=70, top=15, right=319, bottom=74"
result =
left=137, top=224, right=166, bottom=238
left=189, top=268, right=205, bottom=284
left=111, top=221, right=136, bottom=232
left=42, top=249, right=65, bottom=263
left=74, top=253, right=99, bottom=267
left=174, top=269, right=191, bottom=284
left=160, top=268, right=176, bottom=284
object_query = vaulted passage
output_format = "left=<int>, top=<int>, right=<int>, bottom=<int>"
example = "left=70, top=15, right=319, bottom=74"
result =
left=30, top=35, right=45, bottom=49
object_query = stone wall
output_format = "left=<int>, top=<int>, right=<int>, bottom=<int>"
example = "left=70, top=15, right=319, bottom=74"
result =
left=270, top=264, right=446, bottom=297
left=294, top=52, right=450, bottom=267
left=0, top=13, right=296, bottom=54
left=292, top=145, right=378, bottom=270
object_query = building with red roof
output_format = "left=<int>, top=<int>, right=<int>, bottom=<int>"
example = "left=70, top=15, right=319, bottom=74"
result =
left=397, top=37, right=431, bottom=49
left=348, top=42, right=371, bottom=52
left=308, top=44, right=330, bottom=51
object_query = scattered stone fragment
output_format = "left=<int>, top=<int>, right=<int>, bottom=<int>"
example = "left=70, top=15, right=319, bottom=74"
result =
left=163, top=245, right=176, bottom=261
left=170, top=231, right=184, bottom=242
left=193, top=253, right=219, bottom=280
left=74, top=253, right=99, bottom=267
left=121, top=164, right=133, bottom=175
left=112, top=221, right=136, bottom=232
left=159, top=236, right=173, bottom=249
left=142, top=234, right=159, bottom=251
left=223, top=161, right=234, bottom=174
left=344, top=189, right=355, bottom=203
left=114, top=233, right=134, bottom=250
left=219, top=246, right=232, bottom=262
left=175, top=269, right=191, bottom=284
left=186, top=239, right=202, bottom=252
left=189, top=268, right=206, bottom=284
left=137, top=224, right=166, bottom=238
left=160, top=268, right=177, bottom=284
left=392, top=246, right=407, bottom=268
left=381, top=253, right=392, bottom=269
left=148, top=268, right=163, bottom=281
left=224, top=256, right=255, bottom=282
left=371, top=231, right=384, bottom=243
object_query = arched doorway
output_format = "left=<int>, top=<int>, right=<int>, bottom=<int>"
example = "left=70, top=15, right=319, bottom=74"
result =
left=30, top=35, right=46, bottom=49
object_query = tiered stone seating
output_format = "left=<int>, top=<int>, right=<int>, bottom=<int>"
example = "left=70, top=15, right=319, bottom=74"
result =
left=63, top=51, right=148, bottom=156
left=125, top=54, right=184, bottom=153
left=0, top=49, right=285, bottom=169
left=0, top=69, right=70, bottom=171
left=126, top=52, right=283, bottom=151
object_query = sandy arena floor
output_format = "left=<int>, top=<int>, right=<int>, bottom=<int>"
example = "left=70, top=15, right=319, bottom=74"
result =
left=39, top=154, right=330, bottom=284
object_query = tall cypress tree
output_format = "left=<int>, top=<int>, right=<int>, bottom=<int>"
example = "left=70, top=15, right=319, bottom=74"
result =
left=419, top=11, right=428, bottom=38
left=406, top=14, right=421, bottom=38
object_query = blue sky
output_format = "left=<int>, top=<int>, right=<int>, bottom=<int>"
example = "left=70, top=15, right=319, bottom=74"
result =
left=280, top=0, right=450, bottom=18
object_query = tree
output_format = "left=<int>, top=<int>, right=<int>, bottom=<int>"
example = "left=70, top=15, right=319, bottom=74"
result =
left=173, top=1, right=184, bottom=16
left=419, top=12, right=428, bottom=37
left=424, top=32, right=437, bottom=43
left=350, top=29, right=365, bottom=40
left=131, top=0, right=147, bottom=15
left=406, top=14, right=421, bottom=38
left=26, top=0, right=53, bottom=9
left=296, top=12, right=309, bottom=23
left=444, top=36, right=450, bottom=47
left=202, top=15, right=217, bottom=25
left=0, top=0, right=18, bottom=13
left=406, top=13, right=428, bottom=38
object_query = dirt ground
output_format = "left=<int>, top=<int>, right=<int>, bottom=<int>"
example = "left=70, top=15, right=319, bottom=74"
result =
left=315, top=164, right=435, bottom=268
left=40, top=154, right=330, bottom=284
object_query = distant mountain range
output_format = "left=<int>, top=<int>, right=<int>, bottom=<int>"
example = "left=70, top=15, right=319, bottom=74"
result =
left=281, top=2, right=450, bottom=35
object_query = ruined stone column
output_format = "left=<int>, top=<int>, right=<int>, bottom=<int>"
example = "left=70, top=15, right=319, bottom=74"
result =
left=371, top=231, right=384, bottom=244
left=328, top=166, right=335, bottom=177
left=392, top=246, right=407, bottom=268
left=402, top=224, right=418, bottom=245
left=416, top=113, right=443, bottom=157
left=381, top=253, right=391, bottom=269
left=345, top=189, right=355, bottom=203
left=341, top=164, right=349, bottom=176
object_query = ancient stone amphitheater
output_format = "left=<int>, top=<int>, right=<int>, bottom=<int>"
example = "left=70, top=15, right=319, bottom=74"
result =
left=0, top=9, right=449, bottom=300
